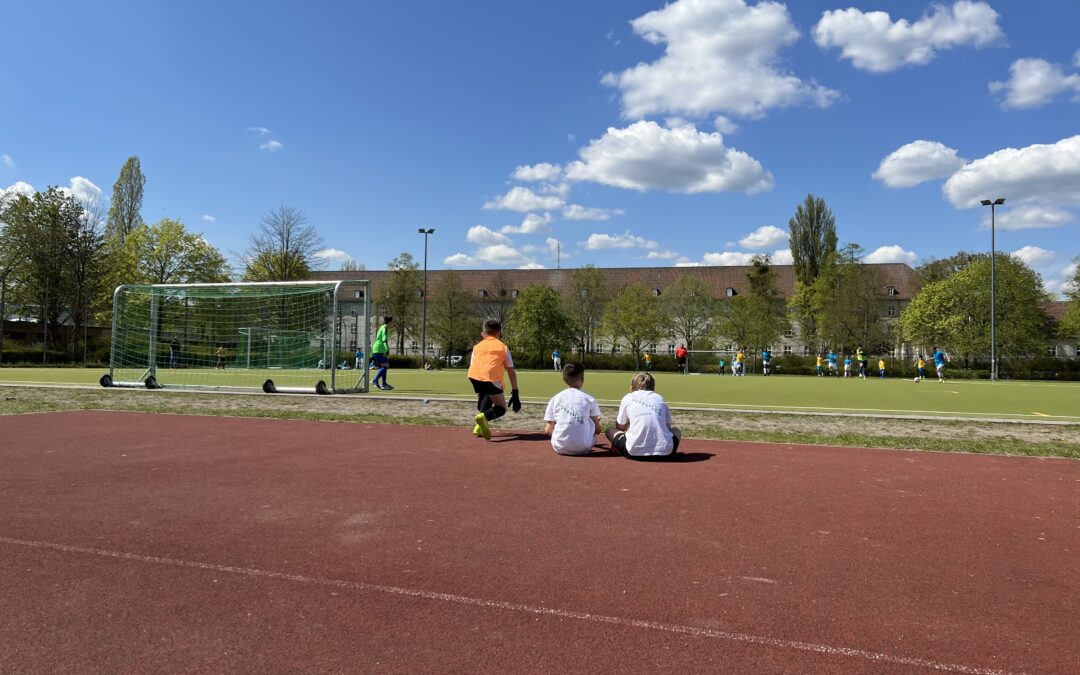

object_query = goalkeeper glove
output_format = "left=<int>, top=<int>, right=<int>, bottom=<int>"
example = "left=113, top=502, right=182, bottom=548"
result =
left=508, top=389, right=521, bottom=413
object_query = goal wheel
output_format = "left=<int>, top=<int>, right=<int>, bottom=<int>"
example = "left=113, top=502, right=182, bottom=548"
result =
left=99, top=374, right=113, bottom=388
left=315, top=380, right=330, bottom=395
left=262, top=379, right=276, bottom=394
left=145, top=376, right=160, bottom=389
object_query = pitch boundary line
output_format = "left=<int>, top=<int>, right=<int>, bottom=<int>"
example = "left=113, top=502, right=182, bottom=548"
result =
left=0, top=535, right=1016, bottom=675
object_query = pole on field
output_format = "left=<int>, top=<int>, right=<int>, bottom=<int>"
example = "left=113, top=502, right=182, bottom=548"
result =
left=980, top=198, right=1005, bottom=381
left=418, top=228, right=435, bottom=368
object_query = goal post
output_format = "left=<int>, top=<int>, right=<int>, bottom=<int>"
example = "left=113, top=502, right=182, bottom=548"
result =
left=103, top=280, right=370, bottom=394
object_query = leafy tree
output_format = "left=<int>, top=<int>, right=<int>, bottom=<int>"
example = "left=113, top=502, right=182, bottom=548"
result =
left=475, top=269, right=516, bottom=325
left=916, top=250, right=984, bottom=285
left=341, top=258, right=365, bottom=271
left=735, top=255, right=789, bottom=351
left=662, top=275, right=715, bottom=349
left=1056, top=256, right=1080, bottom=340
left=428, top=271, right=477, bottom=360
left=106, top=156, right=146, bottom=242
left=383, top=252, right=422, bottom=354
left=243, top=206, right=321, bottom=281
left=713, top=295, right=757, bottom=352
left=128, top=218, right=230, bottom=284
left=816, top=248, right=894, bottom=354
left=562, top=265, right=608, bottom=355
left=601, top=283, right=664, bottom=366
left=899, top=254, right=1049, bottom=363
left=788, top=194, right=837, bottom=345
left=506, top=284, right=568, bottom=365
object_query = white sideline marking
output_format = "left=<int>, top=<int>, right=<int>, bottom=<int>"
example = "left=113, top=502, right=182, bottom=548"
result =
left=0, top=536, right=1015, bottom=675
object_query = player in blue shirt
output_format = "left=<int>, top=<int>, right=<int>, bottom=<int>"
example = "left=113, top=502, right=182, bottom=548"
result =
left=932, top=347, right=950, bottom=382
left=761, top=349, right=772, bottom=376
left=843, top=355, right=852, bottom=378
left=827, top=351, right=839, bottom=377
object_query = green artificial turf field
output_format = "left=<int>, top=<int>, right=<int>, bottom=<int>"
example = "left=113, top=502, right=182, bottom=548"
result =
left=2, top=366, right=1078, bottom=422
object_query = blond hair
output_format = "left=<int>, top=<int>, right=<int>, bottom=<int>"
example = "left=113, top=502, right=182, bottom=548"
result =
left=630, top=372, right=655, bottom=391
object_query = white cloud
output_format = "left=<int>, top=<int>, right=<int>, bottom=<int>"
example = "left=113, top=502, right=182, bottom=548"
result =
left=313, top=248, right=354, bottom=265
left=1075, top=49, right=1080, bottom=68
left=873, top=140, right=967, bottom=188
left=771, top=248, right=794, bottom=265
left=1, top=181, right=35, bottom=203
left=1012, top=245, right=1057, bottom=270
left=512, top=162, right=563, bottom=182
left=985, top=205, right=1073, bottom=231
left=988, top=58, right=1080, bottom=109
left=62, top=176, right=103, bottom=204
left=519, top=262, right=546, bottom=270
left=702, top=251, right=755, bottom=266
left=675, top=260, right=702, bottom=267
left=604, top=0, right=839, bottom=119
left=584, top=231, right=659, bottom=251
left=713, top=116, right=739, bottom=135
left=814, top=1, right=1003, bottom=73
left=943, top=135, right=1080, bottom=208
left=444, top=253, right=476, bottom=267
left=562, top=204, right=624, bottom=221
left=1, top=154, right=13, bottom=168
left=483, top=186, right=565, bottom=212
left=500, top=212, right=553, bottom=234
left=863, top=245, right=918, bottom=265
left=738, top=224, right=786, bottom=249
left=202, top=214, right=216, bottom=223
left=466, top=224, right=512, bottom=246
left=545, top=237, right=563, bottom=255
left=247, top=126, right=271, bottom=135
left=445, top=243, right=536, bottom=268
left=565, top=120, right=773, bottom=194
left=260, top=140, right=283, bottom=152
left=645, top=250, right=680, bottom=260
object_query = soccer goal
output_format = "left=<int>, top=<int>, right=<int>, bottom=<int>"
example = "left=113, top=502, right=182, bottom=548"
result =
left=101, top=280, right=370, bottom=394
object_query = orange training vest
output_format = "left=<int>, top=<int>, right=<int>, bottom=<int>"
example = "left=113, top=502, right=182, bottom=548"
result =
left=468, top=336, right=510, bottom=384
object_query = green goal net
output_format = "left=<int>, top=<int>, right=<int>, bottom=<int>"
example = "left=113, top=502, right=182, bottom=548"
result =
left=104, top=280, right=370, bottom=394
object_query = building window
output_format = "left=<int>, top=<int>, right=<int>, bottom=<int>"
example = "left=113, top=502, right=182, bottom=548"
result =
left=613, top=345, right=623, bottom=354
left=885, top=285, right=898, bottom=296
left=784, top=328, right=794, bottom=338
left=511, top=289, right=519, bottom=298
left=1047, top=345, right=1057, bottom=356
left=725, top=287, right=736, bottom=297
left=724, top=345, right=732, bottom=352
left=415, top=289, right=423, bottom=298
left=803, top=346, right=811, bottom=356
left=410, top=341, right=419, bottom=351
left=887, top=304, right=898, bottom=317
left=580, top=289, right=589, bottom=298
left=652, top=288, right=662, bottom=296
left=478, top=289, right=488, bottom=298
left=668, top=344, right=676, bottom=354
left=783, top=345, right=792, bottom=354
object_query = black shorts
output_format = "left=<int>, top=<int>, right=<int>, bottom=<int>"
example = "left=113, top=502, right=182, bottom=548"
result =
left=373, top=353, right=389, bottom=367
left=469, top=378, right=504, bottom=397
left=611, top=432, right=679, bottom=459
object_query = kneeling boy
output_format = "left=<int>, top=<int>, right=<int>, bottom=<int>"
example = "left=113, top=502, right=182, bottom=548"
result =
left=605, top=372, right=681, bottom=459
left=543, top=363, right=602, bottom=455
left=467, top=320, right=520, bottom=440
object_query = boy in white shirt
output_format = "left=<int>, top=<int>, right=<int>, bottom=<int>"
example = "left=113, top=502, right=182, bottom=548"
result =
left=605, top=372, right=681, bottom=459
left=543, top=363, right=602, bottom=455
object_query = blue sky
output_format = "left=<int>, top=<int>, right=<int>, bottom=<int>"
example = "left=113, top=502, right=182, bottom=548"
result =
left=2, top=0, right=1078, bottom=293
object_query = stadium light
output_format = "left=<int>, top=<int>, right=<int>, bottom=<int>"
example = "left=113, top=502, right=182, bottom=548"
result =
left=418, top=228, right=435, bottom=369
left=980, top=198, right=1005, bottom=381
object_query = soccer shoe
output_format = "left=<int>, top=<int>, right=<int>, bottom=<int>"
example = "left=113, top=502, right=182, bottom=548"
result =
left=473, top=423, right=483, bottom=437
left=474, top=412, right=491, bottom=440
left=381, top=384, right=394, bottom=390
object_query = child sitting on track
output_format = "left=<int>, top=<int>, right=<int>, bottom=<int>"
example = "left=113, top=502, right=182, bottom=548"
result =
left=543, top=363, right=602, bottom=455
left=468, top=320, right=520, bottom=440
left=605, top=372, right=681, bottom=459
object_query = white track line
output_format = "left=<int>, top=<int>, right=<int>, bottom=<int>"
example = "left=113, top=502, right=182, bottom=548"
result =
left=0, top=536, right=1016, bottom=675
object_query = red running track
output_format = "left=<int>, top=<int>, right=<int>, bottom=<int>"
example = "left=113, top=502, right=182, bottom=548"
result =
left=1, top=410, right=1078, bottom=673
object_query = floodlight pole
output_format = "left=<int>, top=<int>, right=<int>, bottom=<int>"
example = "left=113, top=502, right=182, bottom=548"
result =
left=980, top=198, right=1005, bottom=381
left=418, top=228, right=435, bottom=368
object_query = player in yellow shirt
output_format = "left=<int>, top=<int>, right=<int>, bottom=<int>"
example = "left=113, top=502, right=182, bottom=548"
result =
left=816, top=354, right=824, bottom=377
left=467, top=320, right=520, bottom=440
left=878, top=358, right=886, bottom=379
left=914, top=355, right=926, bottom=382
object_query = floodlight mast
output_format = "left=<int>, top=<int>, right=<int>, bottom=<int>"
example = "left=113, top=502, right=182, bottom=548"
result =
left=979, top=198, right=1005, bottom=381
left=418, top=228, right=435, bottom=369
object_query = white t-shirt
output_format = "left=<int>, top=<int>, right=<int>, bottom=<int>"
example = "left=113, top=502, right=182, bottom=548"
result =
left=543, top=387, right=601, bottom=456
left=615, top=390, right=674, bottom=456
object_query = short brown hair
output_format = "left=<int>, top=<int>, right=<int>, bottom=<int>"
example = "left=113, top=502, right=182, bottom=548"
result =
left=630, top=372, right=655, bottom=391
left=562, top=362, right=585, bottom=385
left=483, top=320, right=501, bottom=335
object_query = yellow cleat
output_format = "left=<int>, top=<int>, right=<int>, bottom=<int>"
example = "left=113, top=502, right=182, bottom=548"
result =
left=473, top=423, right=483, bottom=437
left=474, top=412, right=491, bottom=440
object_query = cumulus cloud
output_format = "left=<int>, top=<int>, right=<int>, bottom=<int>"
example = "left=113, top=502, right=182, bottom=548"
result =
left=714, top=116, right=739, bottom=135
left=313, top=248, right=354, bottom=265
left=202, top=214, right=216, bottom=223
left=512, top=162, right=563, bottom=182
left=519, top=262, right=546, bottom=270
left=584, top=231, right=659, bottom=251
left=943, top=135, right=1080, bottom=208
left=645, top=250, right=680, bottom=260
left=738, top=224, right=786, bottom=249
left=873, top=140, right=967, bottom=188
left=500, top=212, right=553, bottom=234
left=863, top=245, right=918, bottom=265
left=986, top=205, right=1073, bottom=231
left=483, top=186, right=565, bottom=212
left=1, top=154, right=13, bottom=168
left=603, top=0, right=838, bottom=119
left=62, top=176, right=103, bottom=204
left=989, top=58, right=1080, bottom=109
left=562, top=204, right=624, bottom=221
left=771, top=248, right=794, bottom=265
left=1012, top=245, right=1057, bottom=269
left=565, top=120, right=773, bottom=194
left=260, top=140, right=283, bottom=152
left=247, top=126, right=271, bottom=135
left=466, top=225, right=512, bottom=246
left=1, top=181, right=35, bottom=204
left=702, top=251, right=755, bottom=266
left=814, top=1, right=1003, bottom=73
left=445, top=243, right=537, bottom=268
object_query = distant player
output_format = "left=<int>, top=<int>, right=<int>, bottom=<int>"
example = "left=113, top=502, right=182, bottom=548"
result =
left=878, top=358, right=886, bottom=379
left=914, top=355, right=926, bottom=382
left=371, top=316, right=393, bottom=390
left=605, top=372, right=681, bottom=459
left=717, top=357, right=726, bottom=376
left=856, top=347, right=867, bottom=379
left=468, top=320, right=520, bottom=440
left=734, top=349, right=745, bottom=376
left=643, top=352, right=652, bottom=371
left=552, top=349, right=562, bottom=371
left=169, top=338, right=180, bottom=369
left=843, top=355, right=852, bottom=378
left=675, top=345, right=688, bottom=374
left=816, top=354, right=824, bottom=377
left=354, top=347, right=364, bottom=370
left=215, top=344, right=226, bottom=369
left=932, top=347, right=950, bottom=382
left=827, top=350, right=838, bottom=376
left=543, top=363, right=602, bottom=456
left=761, top=348, right=772, bottom=376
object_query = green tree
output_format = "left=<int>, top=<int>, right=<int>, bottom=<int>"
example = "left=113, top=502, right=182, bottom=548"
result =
left=562, top=265, right=608, bottom=355
left=383, top=252, right=422, bottom=354
left=128, top=218, right=230, bottom=284
left=662, top=275, right=715, bottom=349
left=506, top=284, right=567, bottom=365
left=899, top=254, right=1049, bottom=364
left=743, top=255, right=789, bottom=351
left=787, top=194, right=838, bottom=346
left=916, top=250, right=984, bottom=284
left=601, top=283, right=664, bottom=365
left=428, top=271, right=478, bottom=360
left=1056, top=256, right=1080, bottom=340
left=475, top=269, right=516, bottom=325
left=243, top=206, right=321, bottom=281
left=106, top=156, right=146, bottom=242
left=816, top=248, right=894, bottom=353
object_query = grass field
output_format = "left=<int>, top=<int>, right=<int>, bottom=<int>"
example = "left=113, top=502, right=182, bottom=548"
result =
left=2, top=366, right=1079, bottom=422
